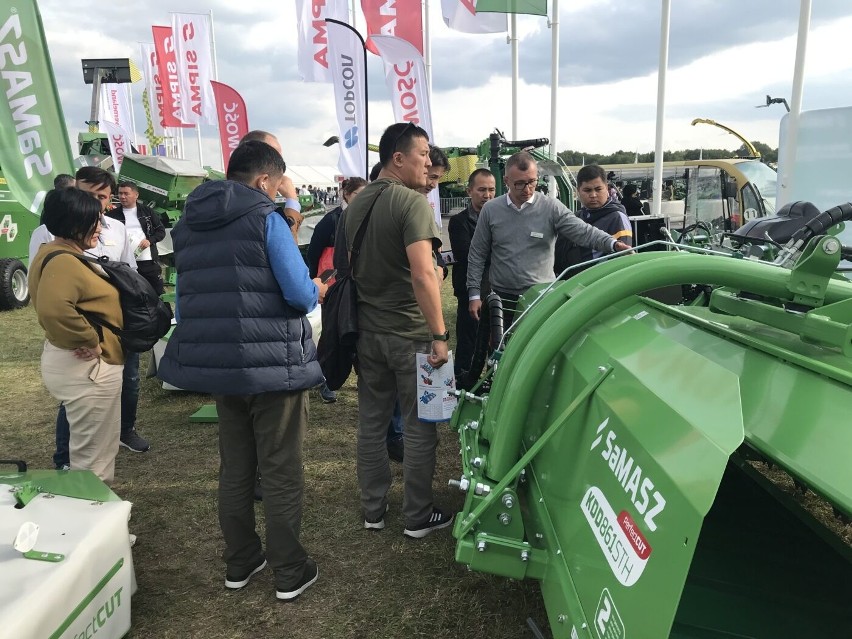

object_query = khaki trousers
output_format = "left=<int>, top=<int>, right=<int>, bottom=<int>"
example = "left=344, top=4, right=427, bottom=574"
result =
left=41, top=342, right=123, bottom=484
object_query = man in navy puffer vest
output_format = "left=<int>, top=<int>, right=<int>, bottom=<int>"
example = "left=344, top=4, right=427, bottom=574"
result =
left=159, top=140, right=327, bottom=601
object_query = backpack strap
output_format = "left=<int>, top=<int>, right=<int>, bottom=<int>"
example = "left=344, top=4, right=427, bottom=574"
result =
left=349, top=183, right=391, bottom=270
left=40, top=250, right=123, bottom=342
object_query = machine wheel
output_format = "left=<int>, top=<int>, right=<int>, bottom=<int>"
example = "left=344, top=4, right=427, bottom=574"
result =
left=0, top=258, right=29, bottom=310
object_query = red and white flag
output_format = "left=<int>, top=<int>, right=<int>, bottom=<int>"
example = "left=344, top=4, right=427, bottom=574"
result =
left=103, top=121, right=134, bottom=171
left=295, top=0, right=350, bottom=83
left=441, top=0, right=507, bottom=33
left=139, top=43, right=165, bottom=137
left=99, top=83, right=136, bottom=144
left=326, top=20, right=368, bottom=178
left=371, top=35, right=441, bottom=225
left=171, top=13, right=217, bottom=125
left=152, top=25, right=191, bottom=128
left=361, top=0, right=423, bottom=56
left=211, top=81, right=249, bottom=170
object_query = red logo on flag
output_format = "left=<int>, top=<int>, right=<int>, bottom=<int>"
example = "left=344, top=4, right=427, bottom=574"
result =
left=361, top=0, right=423, bottom=55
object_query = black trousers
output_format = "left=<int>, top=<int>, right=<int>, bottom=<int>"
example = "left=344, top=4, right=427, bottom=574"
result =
left=137, top=260, right=164, bottom=296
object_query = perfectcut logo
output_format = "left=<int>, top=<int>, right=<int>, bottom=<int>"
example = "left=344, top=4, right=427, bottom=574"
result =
left=72, top=586, right=124, bottom=639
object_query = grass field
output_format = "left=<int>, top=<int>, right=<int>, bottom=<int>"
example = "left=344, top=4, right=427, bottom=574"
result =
left=0, top=290, right=549, bottom=639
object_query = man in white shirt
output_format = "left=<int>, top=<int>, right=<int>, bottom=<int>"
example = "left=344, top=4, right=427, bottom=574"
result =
left=108, top=181, right=166, bottom=295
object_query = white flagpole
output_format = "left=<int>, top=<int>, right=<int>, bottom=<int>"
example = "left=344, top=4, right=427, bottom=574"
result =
left=549, top=0, right=560, bottom=198
left=778, top=0, right=811, bottom=207
left=651, top=0, right=671, bottom=218
left=209, top=9, right=223, bottom=169
left=423, top=0, right=432, bottom=93
left=510, top=13, right=518, bottom=139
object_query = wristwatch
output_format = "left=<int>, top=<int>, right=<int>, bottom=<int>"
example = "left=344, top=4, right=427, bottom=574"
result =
left=432, top=330, right=450, bottom=342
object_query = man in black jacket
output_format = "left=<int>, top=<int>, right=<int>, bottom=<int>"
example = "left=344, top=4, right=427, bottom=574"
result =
left=110, top=181, right=167, bottom=295
left=448, top=169, right=496, bottom=380
left=555, top=164, right=632, bottom=279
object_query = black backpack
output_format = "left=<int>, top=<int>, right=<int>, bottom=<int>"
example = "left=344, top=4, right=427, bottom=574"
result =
left=42, top=250, right=173, bottom=352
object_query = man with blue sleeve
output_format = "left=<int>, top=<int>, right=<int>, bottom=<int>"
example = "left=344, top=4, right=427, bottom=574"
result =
left=158, top=141, right=327, bottom=602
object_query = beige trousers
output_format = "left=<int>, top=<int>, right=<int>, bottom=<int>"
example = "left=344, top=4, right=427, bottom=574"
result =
left=41, top=342, right=123, bottom=484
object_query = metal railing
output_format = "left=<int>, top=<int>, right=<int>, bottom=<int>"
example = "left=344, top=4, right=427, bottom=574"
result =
left=440, top=197, right=470, bottom=215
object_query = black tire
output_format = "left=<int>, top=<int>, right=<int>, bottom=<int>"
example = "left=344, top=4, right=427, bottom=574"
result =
left=0, top=258, right=29, bottom=310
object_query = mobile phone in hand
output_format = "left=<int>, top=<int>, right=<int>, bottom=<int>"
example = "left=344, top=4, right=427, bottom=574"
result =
left=319, top=269, right=337, bottom=283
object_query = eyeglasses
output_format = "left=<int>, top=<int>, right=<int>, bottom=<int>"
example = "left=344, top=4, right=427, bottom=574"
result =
left=511, top=179, right=538, bottom=191
left=389, top=122, right=417, bottom=154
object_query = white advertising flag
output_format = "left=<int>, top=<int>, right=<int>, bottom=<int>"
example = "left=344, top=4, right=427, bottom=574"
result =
left=441, top=0, right=507, bottom=34
left=140, top=43, right=165, bottom=137
left=99, top=83, right=136, bottom=145
left=326, top=20, right=368, bottom=178
left=296, top=0, right=350, bottom=83
left=171, top=13, right=216, bottom=125
left=372, top=35, right=441, bottom=225
left=102, top=121, right=134, bottom=171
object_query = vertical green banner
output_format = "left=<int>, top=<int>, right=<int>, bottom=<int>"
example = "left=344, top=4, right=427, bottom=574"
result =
left=0, top=0, right=73, bottom=213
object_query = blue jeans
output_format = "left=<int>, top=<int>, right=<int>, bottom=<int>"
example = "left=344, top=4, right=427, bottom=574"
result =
left=53, top=352, right=138, bottom=468
left=386, top=400, right=403, bottom=444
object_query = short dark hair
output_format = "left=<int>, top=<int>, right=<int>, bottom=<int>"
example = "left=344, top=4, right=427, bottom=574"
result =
left=505, top=151, right=536, bottom=173
left=369, top=162, right=382, bottom=182
left=341, top=177, right=367, bottom=198
left=623, top=184, right=639, bottom=198
left=576, top=164, right=608, bottom=186
left=117, top=181, right=138, bottom=192
left=378, top=122, right=429, bottom=166
left=75, top=166, right=116, bottom=194
left=240, top=130, right=275, bottom=144
left=428, top=145, right=449, bottom=171
left=53, top=174, right=74, bottom=189
left=467, top=168, right=494, bottom=187
left=226, top=140, right=286, bottom=185
left=43, top=187, right=101, bottom=242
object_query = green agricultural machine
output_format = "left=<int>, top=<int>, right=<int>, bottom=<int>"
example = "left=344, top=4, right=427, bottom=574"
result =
left=0, top=168, right=37, bottom=310
left=449, top=203, right=852, bottom=637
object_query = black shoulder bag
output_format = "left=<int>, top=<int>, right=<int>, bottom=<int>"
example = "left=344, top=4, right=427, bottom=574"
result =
left=317, top=185, right=388, bottom=390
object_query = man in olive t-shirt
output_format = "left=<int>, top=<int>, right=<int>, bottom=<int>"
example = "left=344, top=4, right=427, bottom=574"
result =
left=344, top=122, right=454, bottom=539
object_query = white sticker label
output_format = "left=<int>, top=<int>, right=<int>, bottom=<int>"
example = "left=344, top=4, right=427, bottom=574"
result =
left=530, top=231, right=544, bottom=238
left=581, top=486, right=648, bottom=587
left=595, top=588, right=626, bottom=639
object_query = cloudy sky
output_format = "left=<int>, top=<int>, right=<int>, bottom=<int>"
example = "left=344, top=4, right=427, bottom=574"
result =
left=37, top=0, right=852, bottom=171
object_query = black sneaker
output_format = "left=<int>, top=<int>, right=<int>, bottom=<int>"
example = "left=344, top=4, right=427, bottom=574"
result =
left=387, top=438, right=404, bottom=463
left=276, top=557, right=318, bottom=601
left=225, top=557, right=267, bottom=589
left=319, top=384, right=337, bottom=403
left=403, top=507, right=454, bottom=539
left=364, top=504, right=388, bottom=530
left=120, top=429, right=150, bottom=453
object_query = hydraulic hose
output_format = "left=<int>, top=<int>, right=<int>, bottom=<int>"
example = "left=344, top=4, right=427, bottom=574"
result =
left=482, top=251, right=852, bottom=481
left=790, top=202, right=852, bottom=244
left=486, top=291, right=504, bottom=348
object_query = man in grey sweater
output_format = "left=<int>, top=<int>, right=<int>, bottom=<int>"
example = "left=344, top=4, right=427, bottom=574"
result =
left=467, top=152, right=631, bottom=326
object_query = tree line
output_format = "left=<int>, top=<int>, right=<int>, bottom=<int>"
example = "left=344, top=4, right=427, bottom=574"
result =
left=558, top=141, right=778, bottom=166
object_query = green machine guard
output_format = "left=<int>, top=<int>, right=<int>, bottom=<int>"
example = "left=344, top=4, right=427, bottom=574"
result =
left=450, top=238, right=852, bottom=638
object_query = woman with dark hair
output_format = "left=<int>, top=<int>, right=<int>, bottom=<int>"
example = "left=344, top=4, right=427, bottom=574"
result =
left=622, top=183, right=644, bottom=216
left=28, top=187, right=125, bottom=484
left=305, top=177, right=367, bottom=403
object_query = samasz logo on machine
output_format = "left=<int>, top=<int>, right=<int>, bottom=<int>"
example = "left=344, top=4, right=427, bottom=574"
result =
left=581, top=417, right=667, bottom=587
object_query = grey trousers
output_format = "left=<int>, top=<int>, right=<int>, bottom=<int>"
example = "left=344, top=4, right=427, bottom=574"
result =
left=356, top=330, right=437, bottom=528
left=215, top=390, right=309, bottom=586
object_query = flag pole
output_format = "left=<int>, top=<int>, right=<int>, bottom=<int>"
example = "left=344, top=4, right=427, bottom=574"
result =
left=549, top=0, right=560, bottom=198
left=209, top=10, right=224, bottom=169
left=510, top=13, right=518, bottom=139
left=651, top=0, right=671, bottom=218
left=778, top=0, right=811, bottom=207
left=423, top=0, right=432, bottom=92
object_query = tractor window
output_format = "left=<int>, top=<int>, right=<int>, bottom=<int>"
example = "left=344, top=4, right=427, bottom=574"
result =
left=685, top=166, right=723, bottom=231
left=742, top=184, right=762, bottom=224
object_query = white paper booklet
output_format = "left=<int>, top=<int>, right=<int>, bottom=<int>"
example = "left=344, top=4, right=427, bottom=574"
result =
left=416, top=351, right=458, bottom=422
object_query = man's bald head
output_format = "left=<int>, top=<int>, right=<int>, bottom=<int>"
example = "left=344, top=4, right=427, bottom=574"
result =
left=240, top=130, right=281, bottom=155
